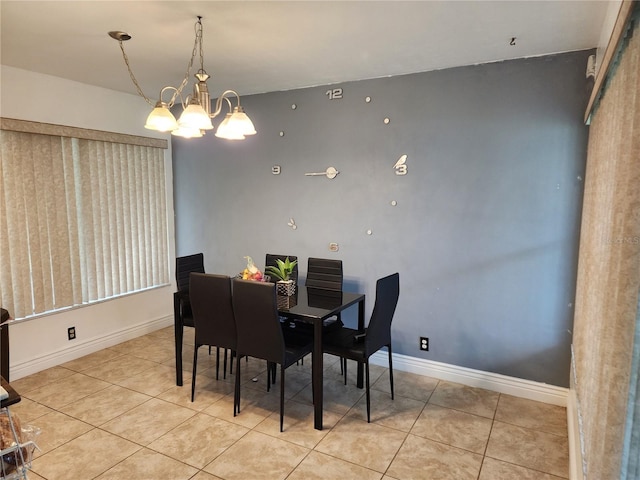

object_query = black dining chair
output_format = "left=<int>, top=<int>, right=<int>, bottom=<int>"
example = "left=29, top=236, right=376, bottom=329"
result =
left=306, top=257, right=343, bottom=290
left=279, top=257, right=342, bottom=333
left=277, top=257, right=345, bottom=368
left=305, top=258, right=343, bottom=328
left=189, top=273, right=236, bottom=402
left=295, top=257, right=345, bottom=369
left=322, top=272, right=400, bottom=422
left=174, top=253, right=205, bottom=385
left=232, top=278, right=312, bottom=431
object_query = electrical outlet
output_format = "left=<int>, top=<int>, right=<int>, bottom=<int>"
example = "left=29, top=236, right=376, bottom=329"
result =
left=68, top=326, right=76, bottom=341
left=420, top=336, right=429, bottom=351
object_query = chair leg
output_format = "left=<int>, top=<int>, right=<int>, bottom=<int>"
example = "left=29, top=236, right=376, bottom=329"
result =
left=280, top=364, right=285, bottom=432
left=234, top=355, right=242, bottom=416
left=365, top=360, right=371, bottom=423
left=343, top=358, right=348, bottom=385
left=191, top=345, right=199, bottom=402
left=215, top=347, right=220, bottom=380
left=340, top=356, right=344, bottom=375
left=267, top=361, right=271, bottom=392
left=230, top=350, right=235, bottom=375
left=223, top=348, right=228, bottom=379
left=388, top=344, right=394, bottom=400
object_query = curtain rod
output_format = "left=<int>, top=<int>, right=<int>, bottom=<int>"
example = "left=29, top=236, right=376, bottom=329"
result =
left=0, top=117, right=168, bottom=149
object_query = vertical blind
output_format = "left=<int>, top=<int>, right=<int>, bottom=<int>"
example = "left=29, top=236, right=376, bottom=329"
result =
left=0, top=130, right=169, bottom=320
left=573, top=2, right=640, bottom=479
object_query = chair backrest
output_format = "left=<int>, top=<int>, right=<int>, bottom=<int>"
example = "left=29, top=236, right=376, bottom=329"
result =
left=265, top=254, right=298, bottom=283
left=190, top=273, right=236, bottom=350
left=176, top=253, right=205, bottom=293
left=232, top=279, right=285, bottom=364
left=305, top=257, right=343, bottom=291
left=365, top=273, right=400, bottom=354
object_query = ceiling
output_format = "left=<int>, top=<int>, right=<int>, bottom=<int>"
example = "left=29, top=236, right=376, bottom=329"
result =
left=1, top=1, right=610, bottom=101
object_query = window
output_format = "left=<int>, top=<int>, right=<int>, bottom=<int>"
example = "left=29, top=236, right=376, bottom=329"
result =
left=0, top=120, right=169, bottom=320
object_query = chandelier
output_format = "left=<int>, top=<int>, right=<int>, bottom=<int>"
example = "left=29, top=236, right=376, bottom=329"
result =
left=108, top=16, right=256, bottom=139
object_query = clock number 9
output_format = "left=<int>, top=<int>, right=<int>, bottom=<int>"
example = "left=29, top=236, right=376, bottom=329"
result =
left=326, top=88, right=343, bottom=100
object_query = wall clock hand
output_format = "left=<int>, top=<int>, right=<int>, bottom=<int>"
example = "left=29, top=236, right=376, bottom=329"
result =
left=304, top=167, right=339, bottom=179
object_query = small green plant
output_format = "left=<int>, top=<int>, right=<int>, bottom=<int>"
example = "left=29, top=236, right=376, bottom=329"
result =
left=265, top=257, right=297, bottom=282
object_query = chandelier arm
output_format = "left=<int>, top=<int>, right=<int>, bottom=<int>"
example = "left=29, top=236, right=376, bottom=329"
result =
left=158, top=86, right=186, bottom=110
left=212, top=90, right=242, bottom=118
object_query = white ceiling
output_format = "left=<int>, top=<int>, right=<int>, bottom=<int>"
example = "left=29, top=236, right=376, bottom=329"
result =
left=1, top=1, right=610, bottom=100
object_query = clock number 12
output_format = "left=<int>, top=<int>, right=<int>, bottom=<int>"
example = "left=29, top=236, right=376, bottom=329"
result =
left=326, top=88, right=343, bottom=100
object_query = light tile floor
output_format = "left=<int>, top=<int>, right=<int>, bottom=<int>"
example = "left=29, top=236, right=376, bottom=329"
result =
left=8, top=326, right=569, bottom=479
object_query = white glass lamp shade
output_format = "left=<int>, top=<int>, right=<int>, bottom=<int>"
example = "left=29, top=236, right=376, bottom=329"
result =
left=171, top=126, right=204, bottom=138
left=215, top=113, right=245, bottom=140
left=177, top=103, right=214, bottom=131
left=145, top=102, right=178, bottom=132
left=229, top=107, right=257, bottom=135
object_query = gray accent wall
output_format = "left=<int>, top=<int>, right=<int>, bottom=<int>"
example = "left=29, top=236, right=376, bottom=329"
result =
left=173, top=50, right=592, bottom=387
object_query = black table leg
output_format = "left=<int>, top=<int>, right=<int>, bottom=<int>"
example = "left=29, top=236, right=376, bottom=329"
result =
left=174, top=293, right=184, bottom=386
left=313, top=317, right=323, bottom=430
left=356, top=298, right=365, bottom=389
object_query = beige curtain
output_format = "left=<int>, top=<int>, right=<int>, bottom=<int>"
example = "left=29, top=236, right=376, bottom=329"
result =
left=572, top=5, right=640, bottom=479
left=0, top=131, right=169, bottom=319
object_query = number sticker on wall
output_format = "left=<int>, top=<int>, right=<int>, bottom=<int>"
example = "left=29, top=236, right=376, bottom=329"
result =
left=326, top=88, right=343, bottom=100
left=394, top=155, right=408, bottom=175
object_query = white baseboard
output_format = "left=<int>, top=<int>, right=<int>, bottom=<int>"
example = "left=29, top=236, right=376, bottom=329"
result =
left=370, top=350, right=568, bottom=406
left=10, top=315, right=173, bottom=380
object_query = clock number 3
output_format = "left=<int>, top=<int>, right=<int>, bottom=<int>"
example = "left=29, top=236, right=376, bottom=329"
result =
left=326, top=88, right=343, bottom=100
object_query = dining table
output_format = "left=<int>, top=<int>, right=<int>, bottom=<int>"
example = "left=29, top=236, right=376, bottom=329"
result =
left=173, top=282, right=365, bottom=430
left=278, top=286, right=365, bottom=430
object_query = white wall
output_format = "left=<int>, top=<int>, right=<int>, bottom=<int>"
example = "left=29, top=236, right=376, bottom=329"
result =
left=173, top=51, right=591, bottom=388
left=1, top=66, right=176, bottom=379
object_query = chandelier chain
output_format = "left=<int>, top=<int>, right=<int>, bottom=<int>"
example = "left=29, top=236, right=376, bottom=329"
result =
left=168, top=18, right=203, bottom=106
left=116, top=17, right=204, bottom=107
left=199, top=17, right=205, bottom=72
left=118, top=41, right=154, bottom=106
